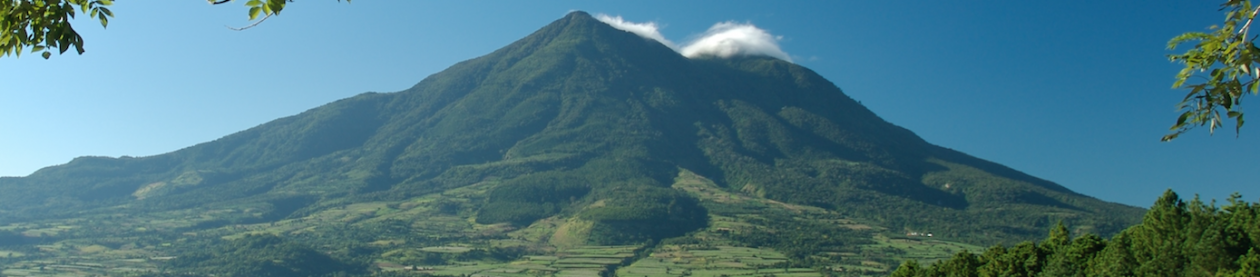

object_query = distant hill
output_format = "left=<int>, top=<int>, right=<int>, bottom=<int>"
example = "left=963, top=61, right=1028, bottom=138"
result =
left=0, top=11, right=1143, bottom=276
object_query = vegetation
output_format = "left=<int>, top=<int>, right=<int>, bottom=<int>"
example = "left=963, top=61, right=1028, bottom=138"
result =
left=0, top=0, right=348, bottom=60
left=475, top=172, right=591, bottom=225
left=161, top=234, right=365, bottom=277
left=211, top=0, right=351, bottom=30
left=1165, top=0, right=1260, bottom=140
left=892, top=190, right=1260, bottom=276
left=0, top=12, right=1148, bottom=277
left=1, top=0, right=113, bottom=59
left=0, top=230, right=30, bottom=247
left=578, top=186, right=709, bottom=245
left=6, top=2, right=1256, bottom=275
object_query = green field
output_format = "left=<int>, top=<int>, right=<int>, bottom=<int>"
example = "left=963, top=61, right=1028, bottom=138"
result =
left=377, top=245, right=640, bottom=277
left=619, top=245, right=818, bottom=277
left=859, top=235, right=986, bottom=266
left=0, top=171, right=983, bottom=277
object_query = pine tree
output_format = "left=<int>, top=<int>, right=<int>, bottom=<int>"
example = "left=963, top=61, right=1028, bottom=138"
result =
left=1041, top=232, right=1105, bottom=277
left=1182, top=196, right=1234, bottom=276
left=890, top=259, right=923, bottom=277
left=1037, top=222, right=1073, bottom=276
left=975, top=245, right=1009, bottom=277
left=1130, top=190, right=1189, bottom=276
left=925, top=250, right=983, bottom=277
left=1084, top=231, right=1136, bottom=276
left=1233, top=249, right=1260, bottom=277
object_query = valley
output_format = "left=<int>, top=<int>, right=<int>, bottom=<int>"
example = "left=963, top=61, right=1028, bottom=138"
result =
left=0, top=170, right=983, bottom=277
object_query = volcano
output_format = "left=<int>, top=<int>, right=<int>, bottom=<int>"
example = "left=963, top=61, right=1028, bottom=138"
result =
left=0, top=11, right=1141, bottom=275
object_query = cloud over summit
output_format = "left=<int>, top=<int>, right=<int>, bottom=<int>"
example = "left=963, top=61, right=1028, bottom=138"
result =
left=594, top=14, right=791, bottom=63
left=594, top=14, right=678, bottom=50
left=680, top=22, right=791, bottom=62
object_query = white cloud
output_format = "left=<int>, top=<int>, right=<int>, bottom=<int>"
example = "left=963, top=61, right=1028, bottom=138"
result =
left=680, top=22, right=791, bottom=62
left=594, top=14, right=678, bottom=50
left=592, top=14, right=791, bottom=62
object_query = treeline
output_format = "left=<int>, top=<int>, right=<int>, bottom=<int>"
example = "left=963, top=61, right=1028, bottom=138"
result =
left=0, top=230, right=32, bottom=247
left=472, top=158, right=709, bottom=245
left=475, top=172, right=591, bottom=225
left=891, top=190, right=1260, bottom=276
left=579, top=185, right=709, bottom=245
left=724, top=214, right=870, bottom=266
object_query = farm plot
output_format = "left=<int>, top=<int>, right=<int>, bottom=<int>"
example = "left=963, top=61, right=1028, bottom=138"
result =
left=382, top=245, right=642, bottom=277
left=618, top=245, right=821, bottom=277
left=856, top=235, right=985, bottom=268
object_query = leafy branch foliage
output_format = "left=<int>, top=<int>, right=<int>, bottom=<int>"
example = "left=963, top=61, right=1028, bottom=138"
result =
left=1165, top=0, right=1260, bottom=140
left=0, top=0, right=113, bottom=59
left=213, top=0, right=350, bottom=30
left=0, top=0, right=350, bottom=59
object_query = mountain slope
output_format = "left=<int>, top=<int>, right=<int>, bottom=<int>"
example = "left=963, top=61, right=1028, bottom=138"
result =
left=0, top=11, right=1140, bottom=268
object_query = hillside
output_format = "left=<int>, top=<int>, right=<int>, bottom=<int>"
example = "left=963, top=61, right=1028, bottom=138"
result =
left=0, top=11, right=1143, bottom=276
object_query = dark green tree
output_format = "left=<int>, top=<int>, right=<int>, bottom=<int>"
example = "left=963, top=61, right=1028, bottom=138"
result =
left=923, top=250, right=982, bottom=277
left=1235, top=249, right=1260, bottom=276
left=0, top=0, right=113, bottom=59
left=890, top=259, right=922, bottom=277
left=1085, top=231, right=1137, bottom=276
left=1129, top=190, right=1190, bottom=276
left=1041, top=233, right=1104, bottom=277
left=1036, top=222, right=1078, bottom=277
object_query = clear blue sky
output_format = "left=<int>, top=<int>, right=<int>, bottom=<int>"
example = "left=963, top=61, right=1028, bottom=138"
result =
left=2, top=1, right=1256, bottom=208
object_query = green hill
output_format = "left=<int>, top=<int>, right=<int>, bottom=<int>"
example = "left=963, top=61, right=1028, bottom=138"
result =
left=0, top=11, right=1143, bottom=276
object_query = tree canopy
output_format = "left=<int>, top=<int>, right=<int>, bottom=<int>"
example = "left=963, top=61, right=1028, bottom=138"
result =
left=1, top=0, right=114, bottom=59
left=892, top=190, right=1260, bottom=276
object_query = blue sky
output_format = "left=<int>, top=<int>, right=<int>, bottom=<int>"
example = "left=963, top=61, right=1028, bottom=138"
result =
left=2, top=1, right=1256, bottom=208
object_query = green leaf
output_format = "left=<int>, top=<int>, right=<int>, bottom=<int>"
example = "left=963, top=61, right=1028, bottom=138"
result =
left=1175, top=112, right=1193, bottom=128
left=41, top=51, right=51, bottom=59
left=58, top=38, right=70, bottom=54
left=267, top=0, right=286, bottom=15
left=248, top=7, right=261, bottom=20
left=72, top=33, right=84, bottom=54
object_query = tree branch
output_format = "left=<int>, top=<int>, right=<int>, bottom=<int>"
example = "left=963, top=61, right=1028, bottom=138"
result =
left=1239, top=5, right=1260, bottom=38
left=227, top=14, right=271, bottom=31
